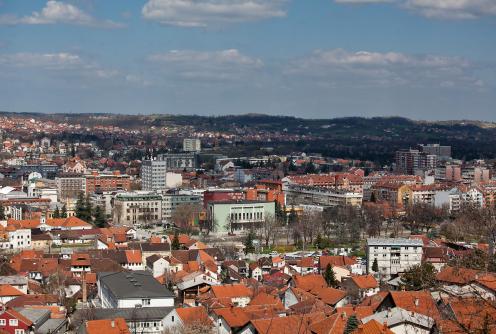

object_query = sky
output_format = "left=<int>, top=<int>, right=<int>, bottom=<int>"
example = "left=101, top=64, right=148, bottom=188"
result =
left=0, top=0, right=495, bottom=120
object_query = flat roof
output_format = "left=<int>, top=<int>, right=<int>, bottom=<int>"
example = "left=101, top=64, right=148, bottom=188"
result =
left=98, top=271, right=174, bottom=299
left=366, top=238, right=423, bottom=247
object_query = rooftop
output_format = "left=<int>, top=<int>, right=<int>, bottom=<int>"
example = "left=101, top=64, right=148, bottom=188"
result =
left=366, top=238, right=423, bottom=247
left=98, top=271, right=174, bottom=299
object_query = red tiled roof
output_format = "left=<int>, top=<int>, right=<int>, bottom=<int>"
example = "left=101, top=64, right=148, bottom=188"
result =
left=211, top=284, right=252, bottom=299
left=85, top=318, right=130, bottom=334
left=176, top=306, right=212, bottom=327
left=352, top=319, right=394, bottom=334
left=0, top=284, right=24, bottom=297
left=436, top=266, right=479, bottom=285
left=319, top=256, right=357, bottom=269
left=293, top=274, right=327, bottom=292
left=350, top=275, right=378, bottom=289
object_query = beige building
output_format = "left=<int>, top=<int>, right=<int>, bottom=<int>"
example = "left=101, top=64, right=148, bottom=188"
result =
left=113, top=192, right=162, bottom=226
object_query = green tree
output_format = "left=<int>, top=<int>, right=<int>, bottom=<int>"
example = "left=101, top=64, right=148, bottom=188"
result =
left=315, top=234, right=327, bottom=250
left=401, top=263, right=437, bottom=291
left=323, top=263, right=338, bottom=287
left=84, top=195, right=93, bottom=224
left=61, top=205, right=68, bottom=218
left=0, top=202, right=5, bottom=220
left=93, top=206, right=106, bottom=228
left=171, top=231, right=181, bottom=250
left=344, top=315, right=359, bottom=334
left=53, top=207, right=60, bottom=219
left=75, top=192, right=87, bottom=221
left=244, top=231, right=255, bottom=255
left=372, top=258, right=379, bottom=272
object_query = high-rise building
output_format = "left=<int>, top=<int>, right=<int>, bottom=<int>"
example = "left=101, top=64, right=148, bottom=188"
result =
left=395, top=149, right=437, bottom=175
left=419, top=144, right=451, bottom=158
left=183, top=138, right=201, bottom=152
left=141, top=158, right=167, bottom=191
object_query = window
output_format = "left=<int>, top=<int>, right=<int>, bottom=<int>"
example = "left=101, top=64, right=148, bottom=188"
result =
left=0, top=319, right=5, bottom=326
left=142, top=299, right=151, bottom=306
left=15, top=330, right=25, bottom=334
left=9, top=319, right=18, bottom=326
left=172, top=316, right=175, bottom=322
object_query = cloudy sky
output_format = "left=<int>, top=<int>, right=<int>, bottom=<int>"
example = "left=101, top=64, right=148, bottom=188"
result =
left=0, top=0, right=495, bottom=120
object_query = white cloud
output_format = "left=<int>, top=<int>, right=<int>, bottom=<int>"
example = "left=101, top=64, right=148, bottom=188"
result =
left=404, top=0, right=496, bottom=19
left=142, top=0, right=286, bottom=27
left=0, top=52, right=83, bottom=70
left=287, top=48, right=477, bottom=88
left=0, top=1, right=123, bottom=28
left=148, top=49, right=263, bottom=80
left=334, top=0, right=496, bottom=19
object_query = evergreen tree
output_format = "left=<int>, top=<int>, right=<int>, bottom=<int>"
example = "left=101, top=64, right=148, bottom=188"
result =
left=315, top=234, right=324, bottom=250
left=244, top=231, right=255, bottom=255
left=401, top=263, right=437, bottom=291
left=85, top=195, right=93, bottom=223
left=372, top=258, right=379, bottom=272
left=61, top=205, right=67, bottom=218
left=323, top=263, right=338, bottom=287
left=171, top=231, right=181, bottom=250
left=344, top=315, right=359, bottom=334
left=53, top=207, right=60, bottom=219
left=288, top=206, right=297, bottom=226
left=75, top=192, right=86, bottom=220
left=93, top=206, right=106, bottom=228
left=0, top=202, right=5, bottom=220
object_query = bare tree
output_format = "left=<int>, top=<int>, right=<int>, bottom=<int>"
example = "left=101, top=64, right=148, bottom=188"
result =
left=172, top=203, right=202, bottom=235
left=259, top=214, right=278, bottom=248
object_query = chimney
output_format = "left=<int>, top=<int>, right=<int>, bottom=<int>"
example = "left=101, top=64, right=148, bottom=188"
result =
left=111, top=320, right=115, bottom=328
left=414, top=298, right=419, bottom=306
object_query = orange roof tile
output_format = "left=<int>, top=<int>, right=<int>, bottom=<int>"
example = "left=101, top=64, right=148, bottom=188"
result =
left=350, top=275, right=378, bottom=289
left=85, top=318, right=130, bottom=334
left=176, top=306, right=212, bottom=327
left=310, top=287, right=347, bottom=306
left=293, top=274, right=327, bottom=292
left=211, top=284, right=252, bottom=299
left=389, top=291, right=440, bottom=319
left=352, top=319, right=394, bottom=334
left=0, top=284, right=24, bottom=297
left=310, top=312, right=347, bottom=334
left=436, top=266, right=479, bottom=285
left=335, top=306, right=374, bottom=320
left=125, top=250, right=142, bottom=264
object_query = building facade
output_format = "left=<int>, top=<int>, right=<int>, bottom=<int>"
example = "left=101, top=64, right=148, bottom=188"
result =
left=113, top=192, right=163, bottom=226
left=366, top=238, right=423, bottom=278
left=208, top=200, right=275, bottom=233
left=183, top=138, right=201, bottom=152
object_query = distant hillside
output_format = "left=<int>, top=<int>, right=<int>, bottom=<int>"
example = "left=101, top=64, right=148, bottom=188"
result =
left=2, top=111, right=496, bottom=163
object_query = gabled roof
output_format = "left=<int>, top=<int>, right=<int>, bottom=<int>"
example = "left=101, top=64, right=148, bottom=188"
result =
left=0, top=284, right=24, bottom=297
left=213, top=307, right=251, bottom=328
left=350, top=275, right=378, bottom=289
left=436, top=266, right=478, bottom=285
left=387, top=291, right=440, bottom=319
left=363, top=307, right=435, bottom=329
left=310, top=287, right=347, bottom=306
left=319, top=256, right=356, bottom=269
left=175, top=306, right=212, bottom=327
left=210, top=284, right=252, bottom=299
left=85, top=318, right=130, bottom=334
left=310, top=312, right=347, bottom=334
left=352, top=319, right=394, bottom=334
left=252, top=312, right=326, bottom=334
left=293, top=274, right=327, bottom=292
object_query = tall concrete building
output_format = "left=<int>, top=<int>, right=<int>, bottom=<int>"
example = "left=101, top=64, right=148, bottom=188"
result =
left=395, top=149, right=437, bottom=175
left=419, top=144, right=451, bottom=159
left=183, top=138, right=201, bottom=152
left=141, top=158, right=167, bottom=191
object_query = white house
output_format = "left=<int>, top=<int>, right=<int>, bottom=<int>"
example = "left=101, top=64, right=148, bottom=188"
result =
left=98, top=271, right=175, bottom=309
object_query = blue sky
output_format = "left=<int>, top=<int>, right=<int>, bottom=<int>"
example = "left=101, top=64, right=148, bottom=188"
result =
left=0, top=0, right=495, bottom=120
